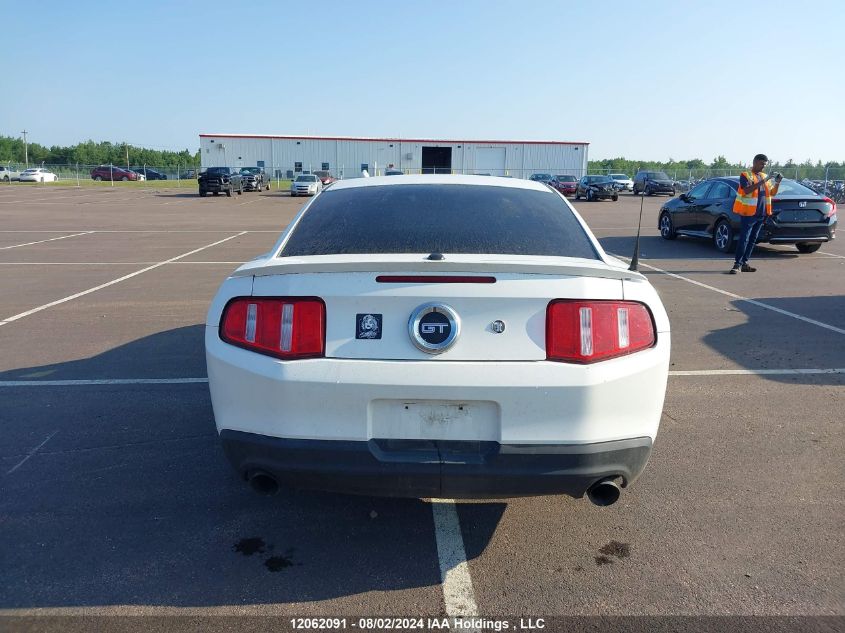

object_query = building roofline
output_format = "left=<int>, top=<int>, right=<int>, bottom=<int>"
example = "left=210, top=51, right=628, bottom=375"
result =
left=199, top=133, right=589, bottom=146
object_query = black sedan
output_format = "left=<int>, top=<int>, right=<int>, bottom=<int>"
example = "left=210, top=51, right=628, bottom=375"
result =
left=658, top=177, right=837, bottom=254
left=132, top=168, right=168, bottom=180
left=575, top=175, right=619, bottom=202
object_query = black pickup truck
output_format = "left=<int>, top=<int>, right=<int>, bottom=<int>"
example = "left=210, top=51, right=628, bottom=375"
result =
left=239, top=167, right=270, bottom=192
left=198, top=167, right=243, bottom=197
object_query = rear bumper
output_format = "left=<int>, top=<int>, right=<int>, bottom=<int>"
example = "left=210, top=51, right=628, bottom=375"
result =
left=759, top=222, right=835, bottom=244
left=220, top=430, right=653, bottom=498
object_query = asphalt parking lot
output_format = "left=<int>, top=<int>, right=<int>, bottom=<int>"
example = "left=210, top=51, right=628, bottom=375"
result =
left=0, top=186, right=842, bottom=627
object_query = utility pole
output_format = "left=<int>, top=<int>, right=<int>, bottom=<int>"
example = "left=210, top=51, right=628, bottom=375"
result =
left=125, top=144, right=130, bottom=170
left=21, top=130, right=28, bottom=168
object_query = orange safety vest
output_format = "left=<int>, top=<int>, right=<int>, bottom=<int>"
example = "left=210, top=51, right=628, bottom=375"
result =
left=733, top=171, right=772, bottom=217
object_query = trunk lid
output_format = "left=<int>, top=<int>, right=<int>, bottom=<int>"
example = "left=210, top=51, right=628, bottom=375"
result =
left=245, top=255, right=637, bottom=361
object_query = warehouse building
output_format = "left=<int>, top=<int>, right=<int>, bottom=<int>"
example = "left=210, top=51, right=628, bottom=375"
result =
left=199, top=133, right=588, bottom=179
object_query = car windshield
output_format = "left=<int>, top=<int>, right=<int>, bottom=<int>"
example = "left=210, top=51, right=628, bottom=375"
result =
left=314, top=171, right=329, bottom=177
left=296, top=175, right=318, bottom=182
left=532, top=174, right=552, bottom=181
left=649, top=172, right=670, bottom=180
left=587, top=176, right=612, bottom=184
left=240, top=168, right=259, bottom=174
left=610, top=174, right=628, bottom=180
left=280, top=184, right=599, bottom=259
left=556, top=175, right=576, bottom=182
left=207, top=167, right=230, bottom=175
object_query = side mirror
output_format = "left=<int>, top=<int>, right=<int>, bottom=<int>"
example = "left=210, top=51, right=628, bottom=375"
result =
left=679, top=193, right=689, bottom=202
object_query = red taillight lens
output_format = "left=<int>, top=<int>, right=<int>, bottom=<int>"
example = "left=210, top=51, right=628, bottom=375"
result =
left=822, top=197, right=836, bottom=218
left=220, top=297, right=325, bottom=359
left=546, top=300, right=656, bottom=363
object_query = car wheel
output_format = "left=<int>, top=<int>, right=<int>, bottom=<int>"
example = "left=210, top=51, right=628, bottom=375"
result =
left=237, top=185, right=243, bottom=195
left=714, top=219, right=735, bottom=253
left=213, top=191, right=219, bottom=196
left=121, top=176, right=128, bottom=181
left=94, top=176, right=103, bottom=181
left=226, top=187, right=233, bottom=197
left=2, top=175, right=8, bottom=182
left=574, top=190, right=580, bottom=200
left=796, top=243, right=821, bottom=254
left=612, top=194, right=619, bottom=202
left=199, top=190, right=207, bottom=197
left=659, top=212, right=677, bottom=240
left=671, top=189, right=676, bottom=196
left=290, top=192, right=296, bottom=197
left=586, top=189, right=593, bottom=202
left=646, top=187, right=653, bottom=196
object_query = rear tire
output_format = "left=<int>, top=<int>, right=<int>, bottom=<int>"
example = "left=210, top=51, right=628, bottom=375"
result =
left=213, top=191, right=219, bottom=196
left=94, top=176, right=103, bottom=181
left=796, top=243, right=821, bottom=254
left=659, top=212, right=677, bottom=240
left=586, top=189, right=593, bottom=202
left=714, top=219, right=735, bottom=253
left=612, top=194, right=619, bottom=202
left=121, top=176, right=128, bottom=181
left=199, top=190, right=207, bottom=197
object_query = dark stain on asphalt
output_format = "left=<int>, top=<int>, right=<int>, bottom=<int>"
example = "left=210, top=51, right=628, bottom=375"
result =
left=234, top=537, right=266, bottom=556
left=265, top=549, right=296, bottom=572
left=594, top=555, right=613, bottom=566
left=600, top=541, right=631, bottom=559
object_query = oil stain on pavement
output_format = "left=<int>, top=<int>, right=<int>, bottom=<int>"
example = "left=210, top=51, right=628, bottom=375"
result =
left=594, top=541, right=631, bottom=566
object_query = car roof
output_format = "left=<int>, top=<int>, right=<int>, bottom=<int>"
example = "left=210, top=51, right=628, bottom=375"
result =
left=327, top=174, right=553, bottom=192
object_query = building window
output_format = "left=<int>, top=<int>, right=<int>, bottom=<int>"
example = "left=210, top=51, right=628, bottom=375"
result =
left=257, top=160, right=265, bottom=168
left=322, top=162, right=329, bottom=171
left=294, top=162, right=302, bottom=173
left=361, top=163, right=368, bottom=173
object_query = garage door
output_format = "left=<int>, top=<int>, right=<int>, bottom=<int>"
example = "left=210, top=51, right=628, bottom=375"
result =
left=475, top=147, right=506, bottom=176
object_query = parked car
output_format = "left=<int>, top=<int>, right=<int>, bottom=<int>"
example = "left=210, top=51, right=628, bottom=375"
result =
left=19, top=168, right=59, bottom=183
left=529, top=173, right=555, bottom=185
left=609, top=173, right=634, bottom=192
left=206, top=174, right=670, bottom=503
left=133, top=167, right=167, bottom=180
left=239, top=167, right=269, bottom=192
left=553, top=174, right=577, bottom=196
left=633, top=171, right=675, bottom=196
left=198, top=167, right=243, bottom=197
left=90, top=165, right=138, bottom=182
left=313, top=170, right=337, bottom=187
left=658, top=177, right=837, bottom=254
left=182, top=169, right=197, bottom=179
left=131, top=171, right=146, bottom=182
left=385, top=169, right=404, bottom=176
left=0, top=166, right=22, bottom=182
left=290, top=174, right=322, bottom=197
left=575, top=175, right=619, bottom=202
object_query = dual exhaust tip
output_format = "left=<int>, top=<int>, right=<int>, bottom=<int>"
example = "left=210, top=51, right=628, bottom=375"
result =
left=249, top=470, right=623, bottom=506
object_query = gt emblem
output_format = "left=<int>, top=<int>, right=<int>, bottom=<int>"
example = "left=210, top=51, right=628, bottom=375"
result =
left=409, top=303, right=460, bottom=354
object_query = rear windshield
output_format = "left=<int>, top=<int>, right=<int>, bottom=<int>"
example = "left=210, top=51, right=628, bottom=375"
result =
left=556, top=175, right=576, bottom=182
left=771, top=179, right=818, bottom=197
left=280, top=184, right=599, bottom=259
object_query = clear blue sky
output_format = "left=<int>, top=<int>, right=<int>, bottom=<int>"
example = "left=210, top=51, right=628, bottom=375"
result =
left=2, top=0, right=842, bottom=163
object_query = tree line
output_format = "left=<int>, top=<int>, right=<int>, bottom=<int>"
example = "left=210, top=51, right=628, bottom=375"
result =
left=588, top=156, right=845, bottom=180
left=0, top=136, right=200, bottom=168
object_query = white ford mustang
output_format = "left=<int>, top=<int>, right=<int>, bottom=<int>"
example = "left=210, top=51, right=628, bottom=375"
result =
left=206, top=175, right=670, bottom=505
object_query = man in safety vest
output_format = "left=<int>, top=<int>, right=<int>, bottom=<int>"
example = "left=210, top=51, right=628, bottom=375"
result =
left=730, top=154, right=782, bottom=274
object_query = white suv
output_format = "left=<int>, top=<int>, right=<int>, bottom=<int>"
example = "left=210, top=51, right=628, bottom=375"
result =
left=0, top=166, right=22, bottom=182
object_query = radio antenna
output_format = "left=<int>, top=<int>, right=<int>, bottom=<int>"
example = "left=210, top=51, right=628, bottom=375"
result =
left=628, top=189, right=645, bottom=272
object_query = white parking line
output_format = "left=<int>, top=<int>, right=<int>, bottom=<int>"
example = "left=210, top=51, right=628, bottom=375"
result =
left=430, top=499, right=479, bottom=625
left=0, top=231, right=94, bottom=250
left=0, top=230, right=276, bottom=233
left=0, top=232, right=247, bottom=327
left=0, top=378, right=210, bottom=387
left=611, top=255, right=845, bottom=335
left=6, top=430, right=58, bottom=474
left=817, top=251, right=845, bottom=260
left=0, top=261, right=245, bottom=265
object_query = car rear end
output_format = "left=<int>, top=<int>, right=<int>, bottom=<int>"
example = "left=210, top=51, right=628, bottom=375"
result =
left=759, top=182, right=837, bottom=248
left=206, top=177, right=670, bottom=502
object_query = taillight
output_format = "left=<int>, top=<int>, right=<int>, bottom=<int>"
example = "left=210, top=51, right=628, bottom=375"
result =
left=546, top=300, right=656, bottom=363
left=822, top=197, right=836, bottom=218
left=220, top=297, right=325, bottom=359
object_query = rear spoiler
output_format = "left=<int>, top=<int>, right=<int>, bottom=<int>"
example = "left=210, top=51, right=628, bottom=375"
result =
left=231, top=254, right=646, bottom=282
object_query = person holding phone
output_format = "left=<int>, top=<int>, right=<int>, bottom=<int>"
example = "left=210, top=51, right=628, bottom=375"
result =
left=730, top=154, right=782, bottom=274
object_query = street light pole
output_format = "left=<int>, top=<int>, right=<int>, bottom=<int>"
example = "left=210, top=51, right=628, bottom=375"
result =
left=21, top=130, right=28, bottom=168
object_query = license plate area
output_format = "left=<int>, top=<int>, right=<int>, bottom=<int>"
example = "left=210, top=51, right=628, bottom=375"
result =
left=777, top=209, right=823, bottom=222
left=369, top=399, right=501, bottom=442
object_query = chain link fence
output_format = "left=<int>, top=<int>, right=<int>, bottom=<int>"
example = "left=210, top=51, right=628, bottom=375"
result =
left=3, top=161, right=844, bottom=202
